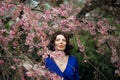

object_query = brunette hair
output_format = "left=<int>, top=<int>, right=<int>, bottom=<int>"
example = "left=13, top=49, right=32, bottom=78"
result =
left=48, top=31, right=73, bottom=55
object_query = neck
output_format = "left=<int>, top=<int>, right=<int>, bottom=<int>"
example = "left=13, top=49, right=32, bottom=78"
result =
left=55, top=50, right=66, bottom=55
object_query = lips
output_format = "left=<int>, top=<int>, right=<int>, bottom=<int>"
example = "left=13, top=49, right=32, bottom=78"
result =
left=58, top=45, right=64, bottom=48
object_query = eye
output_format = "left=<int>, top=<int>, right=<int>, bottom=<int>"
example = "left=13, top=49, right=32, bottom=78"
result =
left=55, top=38, right=60, bottom=41
left=62, top=39, right=66, bottom=42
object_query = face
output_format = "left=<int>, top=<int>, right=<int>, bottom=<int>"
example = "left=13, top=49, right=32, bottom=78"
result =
left=54, top=34, right=67, bottom=51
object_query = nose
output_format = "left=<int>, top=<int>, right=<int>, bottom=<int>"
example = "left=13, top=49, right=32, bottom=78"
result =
left=59, top=40, right=63, bottom=44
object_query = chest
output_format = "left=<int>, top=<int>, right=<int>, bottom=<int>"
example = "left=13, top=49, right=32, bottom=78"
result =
left=46, top=56, right=76, bottom=77
left=54, top=58, right=68, bottom=73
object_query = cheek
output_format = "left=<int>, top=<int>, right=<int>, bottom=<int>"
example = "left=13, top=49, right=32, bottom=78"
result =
left=64, top=42, right=67, bottom=46
left=64, top=43, right=67, bottom=47
left=54, top=42, right=59, bottom=48
left=54, top=42, right=58, bottom=46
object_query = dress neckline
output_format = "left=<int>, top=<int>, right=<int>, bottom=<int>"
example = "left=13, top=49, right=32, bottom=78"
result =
left=54, top=56, right=70, bottom=73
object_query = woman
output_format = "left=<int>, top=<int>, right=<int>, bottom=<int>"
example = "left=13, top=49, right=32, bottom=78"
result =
left=44, top=31, right=80, bottom=80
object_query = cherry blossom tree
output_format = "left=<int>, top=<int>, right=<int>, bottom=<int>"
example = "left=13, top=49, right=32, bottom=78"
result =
left=0, top=0, right=120, bottom=80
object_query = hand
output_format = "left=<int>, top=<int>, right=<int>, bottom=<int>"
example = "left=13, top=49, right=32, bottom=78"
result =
left=42, top=51, right=50, bottom=59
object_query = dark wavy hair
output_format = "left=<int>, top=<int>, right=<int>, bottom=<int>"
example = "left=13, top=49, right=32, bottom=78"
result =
left=48, top=31, right=73, bottom=55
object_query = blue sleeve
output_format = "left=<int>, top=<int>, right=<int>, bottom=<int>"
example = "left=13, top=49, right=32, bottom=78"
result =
left=45, top=57, right=51, bottom=68
left=44, top=57, right=55, bottom=72
left=74, top=59, right=80, bottom=80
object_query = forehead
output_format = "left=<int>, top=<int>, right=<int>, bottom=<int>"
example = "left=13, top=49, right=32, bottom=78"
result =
left=56, top=34, right=66, bottom=39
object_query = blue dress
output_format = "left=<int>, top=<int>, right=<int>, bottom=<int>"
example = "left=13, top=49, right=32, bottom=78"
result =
left=45, top=55, right=80, bottom=80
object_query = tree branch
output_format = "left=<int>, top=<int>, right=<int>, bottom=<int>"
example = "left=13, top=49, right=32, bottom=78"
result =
left=76, top=0, right=120, bottom=20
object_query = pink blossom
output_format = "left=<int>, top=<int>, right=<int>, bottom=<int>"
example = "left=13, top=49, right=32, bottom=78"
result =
left=13, top=58, right=20, bottom=63
left=52, top=7, right=61, bottom=15
left=13, top=41, right=19, bottom=47
left=26, top=71, right=35, bottom=77
left=50, top=51, right=65, bottom=60
left=25, top=33, right=35, bottom=47
left=4, top=0, right=12, bottom=3
left=0, top=8, right=4, bottom=16
left=84, top=0, right=92, bottom=4
left=0, top=59, right=4, bottom=64
left=115, top=70, right=120, bottom=76
left=60, top=10, right=68, bottom=17
left=60, top=20, right=68, bottom=26
left=97, top=26, right=108, bottom=35
left=11, top=4, right=22, bottom=19
left=45, top=71, right=63, bottom=80
left=42, top=40, right=49, bottom=47
left=23, top=62, right=33, bottom=70
left=44, top=10, right=51, bottom=20
left=32, top=65, right=41, bottom=74
left=11, top=66, right=16, bottom=70
left=37, top=50, right=44, bottom=56
left=77, top=38, right=85, bottom=52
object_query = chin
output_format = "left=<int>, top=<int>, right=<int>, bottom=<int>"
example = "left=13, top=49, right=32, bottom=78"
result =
left=57, top=49, right=64, bottom=51
left=55, top=47, right=66, bottom=51
left=56, top=48, right=65, bottom=51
